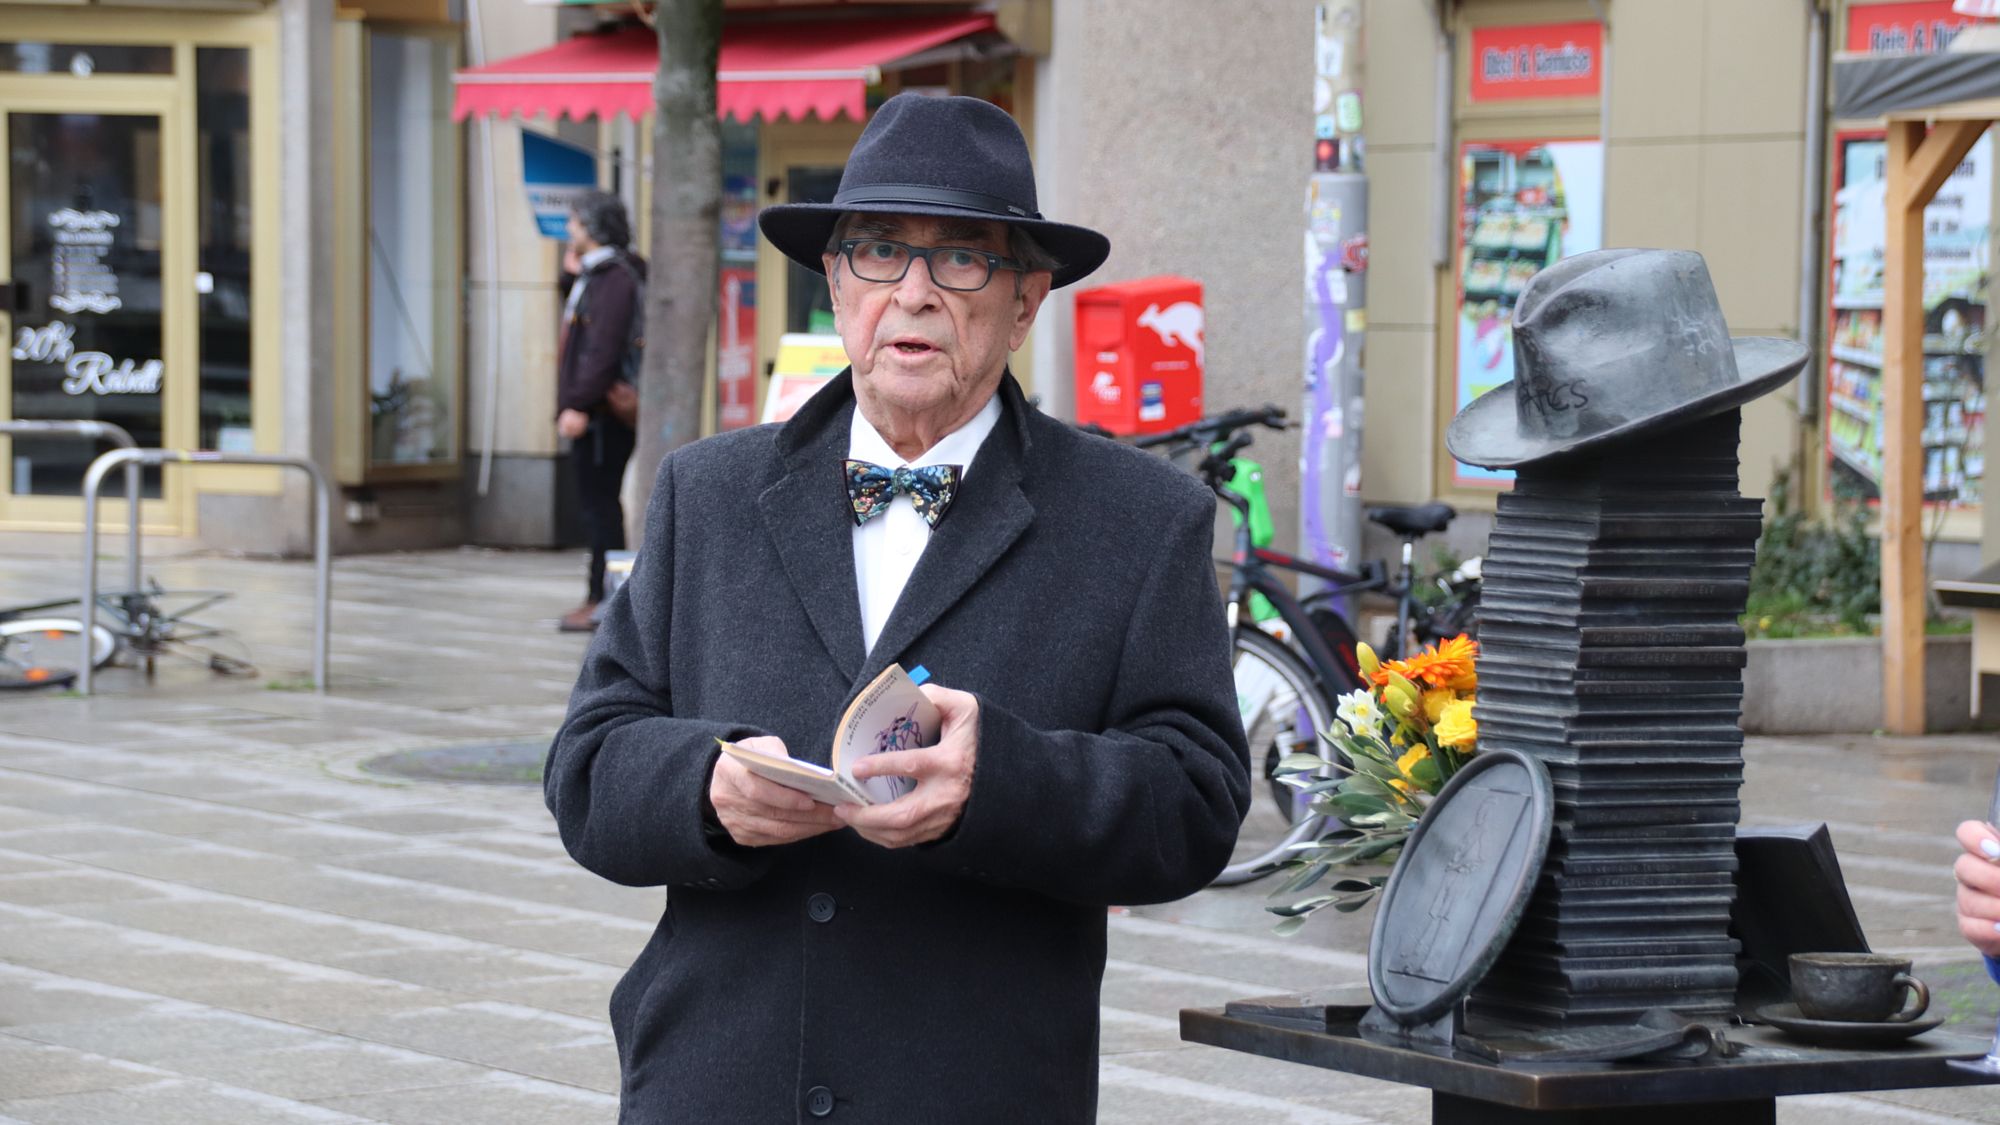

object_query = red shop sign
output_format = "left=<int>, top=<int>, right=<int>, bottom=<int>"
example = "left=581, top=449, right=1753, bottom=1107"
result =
left=1845, top=1, right=1978, bottom=53
left=1468, top=22, right=1602, bottom=102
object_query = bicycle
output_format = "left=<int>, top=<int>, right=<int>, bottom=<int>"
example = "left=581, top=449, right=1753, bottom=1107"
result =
left=1131, top=407, right=1480, bottom=885
left=0, top=580, right=255, bottom=690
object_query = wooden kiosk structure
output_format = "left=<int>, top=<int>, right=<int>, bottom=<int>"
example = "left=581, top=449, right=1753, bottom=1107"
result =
left=1832, top=41, right=2000, bottom=733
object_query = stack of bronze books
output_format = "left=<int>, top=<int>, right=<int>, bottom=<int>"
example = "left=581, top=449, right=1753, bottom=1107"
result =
left=1467, top=409, right=1757, bottom=1027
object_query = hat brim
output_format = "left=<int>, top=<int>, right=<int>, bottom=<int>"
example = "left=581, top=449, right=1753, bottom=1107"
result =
left=758, top=200, right=1110, bottom=289
left=1445, top=336, right=1810, bottom=470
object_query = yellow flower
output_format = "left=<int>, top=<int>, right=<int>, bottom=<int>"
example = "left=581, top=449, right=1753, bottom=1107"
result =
left=1435, top=699, right=1478, bottom=748
left=1422, top=688, right=1456, bottom=725
left=1356, top=642, right=1380, bottom=683
left=1391, top=744, right=1431, bottom=794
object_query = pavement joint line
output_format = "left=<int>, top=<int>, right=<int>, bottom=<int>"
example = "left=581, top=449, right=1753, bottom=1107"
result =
left=1096, top=1060, right=1385, bottom=1125
left=0, top=1073, right=385, bottom=1123
left=1740, top=814, right=1969, bottom=854
left=1099, top=1005, right=1185, bottom=1033
left=0, top=838, right=655, bottom=953
left=0, top=748, right=542, bottom=822
left=0, top=899, right=433, bottom=990
left=1793, top=1093, right=1997, bottom=1124
left=0, top=963, right=614, bottom=1101
left=1102, top=957, right=1296, bottom=996
left=0, top=848, right=631, bottom=974
left=1109, top=911, right=1373, bottom=973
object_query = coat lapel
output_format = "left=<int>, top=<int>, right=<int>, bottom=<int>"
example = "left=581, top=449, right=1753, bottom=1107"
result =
left=860, top=376, right=1038, bottom=684
left=758, top=375, right=866, bottom=683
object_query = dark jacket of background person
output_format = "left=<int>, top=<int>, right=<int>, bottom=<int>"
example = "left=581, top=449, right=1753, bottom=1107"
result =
left=557, top=251, right=644, bottom=419
left=545, top=371, right=1251, bottom=1124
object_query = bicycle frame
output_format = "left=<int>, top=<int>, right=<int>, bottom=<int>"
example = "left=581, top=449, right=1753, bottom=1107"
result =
left=1217, top=486, right=1375, bottom=698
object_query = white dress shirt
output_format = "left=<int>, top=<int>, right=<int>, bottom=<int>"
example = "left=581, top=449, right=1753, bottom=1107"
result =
left=849, top=393, right=1001, bottom=654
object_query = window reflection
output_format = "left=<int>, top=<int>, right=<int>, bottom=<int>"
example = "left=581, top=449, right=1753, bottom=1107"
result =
left=366, top=31, right=457, bottom=466
left=197, top=47, right=254, bottom=453
left=8, top=112, right=165, bottom=498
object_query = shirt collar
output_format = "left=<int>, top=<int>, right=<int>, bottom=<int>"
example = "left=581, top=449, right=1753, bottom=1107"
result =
left=580, top=245, right=619, bottom=270
left=848, top=392, right=1002, bottom=478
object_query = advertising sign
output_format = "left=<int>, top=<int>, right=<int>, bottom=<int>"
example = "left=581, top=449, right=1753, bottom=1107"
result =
left=1820, top=0, right=1993, bottom=510
left=761, top=333, right=847, bottom=425
left=717, top=267, right=757, bottom=431
left=1844, top=1, right=1977, bottom=52
left=1450, top=139, right=1604, bottom=487
left=520, top=132, right=598, bottom=240
left=1468, top=22, right=1603, bottom=103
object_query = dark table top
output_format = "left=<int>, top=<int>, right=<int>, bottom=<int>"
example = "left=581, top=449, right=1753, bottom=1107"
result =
left=1180, top=1007, right=2000, bottom=1110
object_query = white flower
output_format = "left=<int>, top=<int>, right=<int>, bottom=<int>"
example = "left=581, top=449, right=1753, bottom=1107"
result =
left=1335, top=689, right=1384, bottom=737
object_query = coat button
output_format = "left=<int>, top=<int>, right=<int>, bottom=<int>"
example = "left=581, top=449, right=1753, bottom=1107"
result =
left=807, top=893, right=836, bottom=923
left=806, top=1085, right=835, bottom=1117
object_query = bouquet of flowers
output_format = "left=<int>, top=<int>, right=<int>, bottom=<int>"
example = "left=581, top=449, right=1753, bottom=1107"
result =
left=1267, top=634, right=1479, bottom=934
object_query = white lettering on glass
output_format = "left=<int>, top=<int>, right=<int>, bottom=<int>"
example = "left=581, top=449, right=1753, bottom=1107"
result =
left=48, top=208, right=123, bottom=315
left=11, top=320, right=163, bottom=396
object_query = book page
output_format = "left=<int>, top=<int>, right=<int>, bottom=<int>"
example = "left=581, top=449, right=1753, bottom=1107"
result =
left=716, top=739, right=871, bottom=806
left=831, top=664, right=940, bottom=805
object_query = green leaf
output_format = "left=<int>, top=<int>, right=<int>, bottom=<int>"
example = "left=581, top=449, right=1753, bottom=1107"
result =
left=1405, top=754, right=1442, bottom=792
left=1275, top=752, right=1330, bottom=775
left=1271, top=861, right=1331, bottom=897
left=1328, top=791, right=1393, bottom=818
left=1268, top=893, right=1340, bottom=917
left=1271, top=914, right=1310, bottom=937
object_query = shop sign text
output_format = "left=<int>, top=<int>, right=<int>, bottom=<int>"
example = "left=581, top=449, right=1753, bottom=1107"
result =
left=11, top=320, right=163, bottom=396
left=1468, top=22, right=1602, bottom=102
left=48, top=208, right=123, bottom=315
left=1845, top=2, right=1974, bottom=54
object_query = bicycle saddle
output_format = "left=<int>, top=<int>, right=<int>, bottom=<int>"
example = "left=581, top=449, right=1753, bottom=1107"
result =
left=1366, top=502, right=1456, bottom=537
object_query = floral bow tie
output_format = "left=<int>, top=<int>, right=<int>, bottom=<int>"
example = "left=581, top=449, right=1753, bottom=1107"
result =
left=845, top=460, right=961, bottom=528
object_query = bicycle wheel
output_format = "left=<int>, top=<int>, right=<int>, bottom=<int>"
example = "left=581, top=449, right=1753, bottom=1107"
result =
left=1213, top=626, right=1342, bottom=886
left=0, top=618, right=118, bottom=670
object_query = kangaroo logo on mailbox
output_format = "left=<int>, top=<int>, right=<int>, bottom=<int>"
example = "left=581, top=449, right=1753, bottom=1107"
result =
left=1137, top=301, right=1205, bottom=366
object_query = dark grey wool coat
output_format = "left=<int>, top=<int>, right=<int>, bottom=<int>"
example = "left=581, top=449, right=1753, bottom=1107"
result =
left=546, top=370, right=1250, bottom=1124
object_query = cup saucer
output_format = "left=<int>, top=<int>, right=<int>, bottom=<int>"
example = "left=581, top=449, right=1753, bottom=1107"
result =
left=1755, top=1002, right=1944, bottom=1048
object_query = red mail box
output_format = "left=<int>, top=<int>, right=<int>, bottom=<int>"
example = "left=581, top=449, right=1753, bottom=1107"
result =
left=1072, top=275, right=1204, bottom=436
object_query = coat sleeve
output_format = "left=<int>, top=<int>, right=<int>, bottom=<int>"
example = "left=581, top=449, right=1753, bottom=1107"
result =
left=544, top=453, right=777, bottom=890
left=918, top=493, right=1251, bottom=906
left=557, top=267, right=636, bottom=414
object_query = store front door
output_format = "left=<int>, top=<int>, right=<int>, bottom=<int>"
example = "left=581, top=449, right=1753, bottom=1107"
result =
left=1, top=80, right=191, bottom=532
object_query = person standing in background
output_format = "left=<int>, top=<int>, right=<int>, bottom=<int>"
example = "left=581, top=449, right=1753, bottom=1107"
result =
left=554, top=191, right=642, bottom=633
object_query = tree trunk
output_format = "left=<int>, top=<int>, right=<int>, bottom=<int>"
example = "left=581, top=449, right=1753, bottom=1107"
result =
left=632, top=0, right=723, bottom=511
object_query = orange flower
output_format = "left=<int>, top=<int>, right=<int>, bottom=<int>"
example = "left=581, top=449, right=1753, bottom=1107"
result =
left=1371, top=634, right=1478, bottom=689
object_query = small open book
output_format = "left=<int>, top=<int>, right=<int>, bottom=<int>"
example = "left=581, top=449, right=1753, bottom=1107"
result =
left=716, top=663, right=940, bottom=806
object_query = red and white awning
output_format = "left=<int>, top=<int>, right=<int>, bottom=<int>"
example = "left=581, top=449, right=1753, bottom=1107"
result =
left=453, top=13, right=997, bottom=123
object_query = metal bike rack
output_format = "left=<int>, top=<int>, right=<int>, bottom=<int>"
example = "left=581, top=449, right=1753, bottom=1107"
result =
left=0, top=420, right=142, bottom=595
left=78, top=449, right=332, bottom=695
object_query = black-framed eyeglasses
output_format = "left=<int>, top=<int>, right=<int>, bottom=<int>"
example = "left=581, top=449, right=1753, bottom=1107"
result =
left=836, top=238, right=1024, bottom=292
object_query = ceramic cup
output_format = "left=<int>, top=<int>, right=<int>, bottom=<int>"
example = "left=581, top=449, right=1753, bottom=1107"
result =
left=1789, top=952, right=1931, bottom=1023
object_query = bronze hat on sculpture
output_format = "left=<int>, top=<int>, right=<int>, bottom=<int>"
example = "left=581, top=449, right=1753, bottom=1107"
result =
left=1446, top=248, right=1808, bottom=469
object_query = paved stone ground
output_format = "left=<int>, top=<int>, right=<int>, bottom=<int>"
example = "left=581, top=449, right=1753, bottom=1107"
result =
left=0, top=538, right=1997, bottom=1123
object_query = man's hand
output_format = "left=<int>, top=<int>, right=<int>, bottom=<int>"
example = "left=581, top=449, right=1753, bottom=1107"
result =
left=710, top=738, right=842, bottom=848
left=838, top=685, right=979, bottom=849
left=1954, top=819, right=2000, bottom=958
left=558, top=408, right=590, bottom=441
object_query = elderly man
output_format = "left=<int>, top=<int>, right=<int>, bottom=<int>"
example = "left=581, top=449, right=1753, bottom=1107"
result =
left=546, top=94, right=1248, bottom=1123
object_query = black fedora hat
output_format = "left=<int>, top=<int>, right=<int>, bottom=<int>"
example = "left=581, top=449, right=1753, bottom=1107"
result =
left=758, top=93, right=1110, bottom=289
left=1446, top=248, right=1808, bottom=469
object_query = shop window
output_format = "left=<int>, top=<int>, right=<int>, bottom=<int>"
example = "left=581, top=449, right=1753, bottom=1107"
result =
left=0, top=43, right=173, bottom=76
left=365, top=30, right=460, bottom=469
left=7, top=111, right=167, bottom=499
left=196, top=47, right=253, bottom=453
left=785, top=165, right=841, bottom=335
